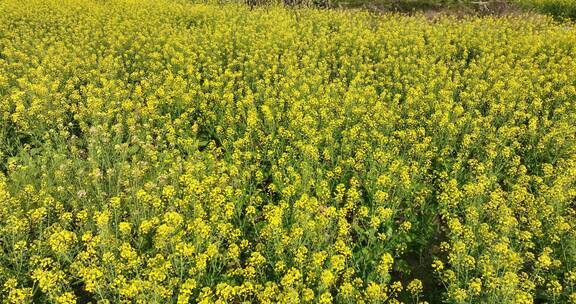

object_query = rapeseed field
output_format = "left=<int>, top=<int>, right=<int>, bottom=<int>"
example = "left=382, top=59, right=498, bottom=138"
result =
left=0, top=0, right=575, bottom=303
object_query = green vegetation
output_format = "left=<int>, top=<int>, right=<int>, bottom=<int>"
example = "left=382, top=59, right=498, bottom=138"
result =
left=517, top=0, right=576, bottom=20
left=243, top=0, right=576, bottom=20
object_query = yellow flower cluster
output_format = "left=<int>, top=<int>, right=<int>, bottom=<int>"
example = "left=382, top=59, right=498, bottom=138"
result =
left=0, top=0, right=575, bottom=303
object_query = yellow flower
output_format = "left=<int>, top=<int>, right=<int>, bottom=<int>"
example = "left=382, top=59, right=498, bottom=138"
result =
left=432, top=260, right=444, bottom=272
left=281, top=268, right=302, bottom=287
left=109, top=196, right=121, bottom=209
left=49, top=230, right=76, bottom=254
left=468, top=278, right=482, bottom=295
left=537, top=247, right=554, bottom=270
left=303, top=288, right=315, bottom=302
left=55, top=292, right=76, bottom=304
left=451, top=288, right=468, bottom=303
left=320, top=269, right=335, bottom=287
left=407, top=279, right=423, bottom=295
left=377, top=253, right=394, bottom=276
left=318, top=291, right=333, bottom=304
left=119, top=222, right=132, bottom=235
left=365, top=282, right=386, bottom=302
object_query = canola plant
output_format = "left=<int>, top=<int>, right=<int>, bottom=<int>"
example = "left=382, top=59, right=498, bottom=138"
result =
left=0, top=0, right=575, bottom=303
